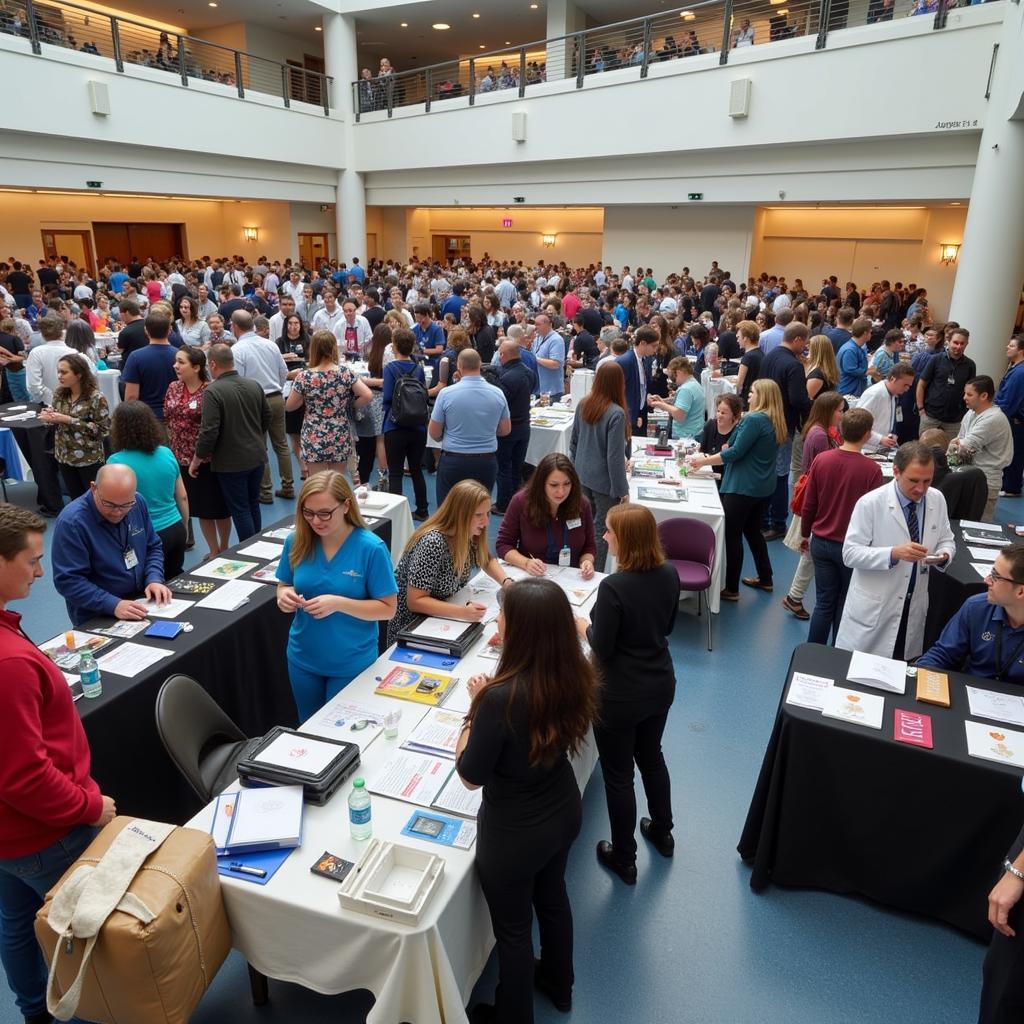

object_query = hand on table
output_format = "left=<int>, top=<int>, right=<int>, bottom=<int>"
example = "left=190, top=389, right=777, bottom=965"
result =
left=892, top=542, right=929, bottom=563
left=114, top=599, right=149, bottom=621
left=579, top=561, right=595, bottom=580
left=276, top=586, right=305, bottom=613
left=989, top=871, right=1024, bottom=937
left=879, top=435, right=897, bottom=449
left=523, top=558, right=547, bottom=577
left=145, top=582, right=172, bottom=606
left=92, top=795, right=117, bottom=827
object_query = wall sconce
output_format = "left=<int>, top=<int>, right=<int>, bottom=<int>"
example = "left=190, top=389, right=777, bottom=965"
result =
left=542, top=234, right=556, bottom=248
left=939, top=242, right=960, bottom=265
left=243, top=226, right=259, bottom=242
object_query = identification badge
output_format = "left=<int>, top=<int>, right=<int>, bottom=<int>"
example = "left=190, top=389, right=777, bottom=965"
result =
left=188, top=400, right=198, bottom=411
left=558, top=546, right=571, bottom=567
left=566, top=518, right=583, bottom=530
left=124, top=548, right=138, bottom=569
left=947, top=375, right=956, bottom=385
left=895, top=407, right=903, bottom=423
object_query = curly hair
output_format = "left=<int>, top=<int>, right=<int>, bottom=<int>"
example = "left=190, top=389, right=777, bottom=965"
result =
left=110, top=399, right=165, bottom=454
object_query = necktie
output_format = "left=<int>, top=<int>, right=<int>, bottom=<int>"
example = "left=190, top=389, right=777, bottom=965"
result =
left=907, top=501, right=920, bottom=543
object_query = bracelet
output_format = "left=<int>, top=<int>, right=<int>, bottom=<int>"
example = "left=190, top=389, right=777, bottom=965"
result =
left=1004, top=859, right=1024, bottom=881
left=501, top=577, right=512, bottom=586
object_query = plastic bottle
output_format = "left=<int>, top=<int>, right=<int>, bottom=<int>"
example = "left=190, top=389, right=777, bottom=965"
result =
left=79, top=651, right=102, bottom=699
left=348, top=778, right=372, bottom=840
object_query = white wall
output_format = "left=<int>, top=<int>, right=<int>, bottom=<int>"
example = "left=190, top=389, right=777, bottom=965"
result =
left=244, top=23, right=324, bottom=67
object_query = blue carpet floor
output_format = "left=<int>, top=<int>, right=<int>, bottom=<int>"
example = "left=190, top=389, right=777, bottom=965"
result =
left=3, top=466, right=1012, bottom=1024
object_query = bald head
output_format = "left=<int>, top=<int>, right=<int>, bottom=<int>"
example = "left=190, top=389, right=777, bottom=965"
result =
left=457, top=348, right=482, bottom=374
left=92, top=464, right=138, bottom=523
left=498, top=339, right=520, bottom=364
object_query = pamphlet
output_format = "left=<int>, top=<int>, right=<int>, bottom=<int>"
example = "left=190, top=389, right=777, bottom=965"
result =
left=637, top=486, right=688, bottom=503
left=375, top=665, right=458, bottom=706
left=238, top=540, right=285, bottom=560
left=966, top=686, right=1024, bottom=728
left=195, top=579, right=262, bottom=611
left=401, top=707, right=465, bottom=760
left=302, top=697, right=384, bottom=750
left=443, top=683, right=473, bottom=715
left=894, top=708, right=933, bottom=749
left=263, top=527, right=294, bottom=541
left=785, top=672, right=833, bottom=711
left=962, top=532, right=1007, bottom=547
left=554, top=571, right=604, bottom=607
left=40, top=631, right=113, bottom=670
left=431, top=771, right=483, bottom=818
left=965, top=720, right=1024, bottom=769
left=93, top=620, right=150, bottom=639
left=401, top=810, right=477, bottom=849
left=249, top=560, right=281, bottom=583
left=478, top=632, right=503, bottom=662
left=190, top=557, right=260, bottom=580
left=821, top=686, right=885, bottom=730
left=846, top=650, right=907, bottom=694
left=138, top=597, right=194, bottom=619
left=960, top=519, right=1003, bottom=533
left=95, top=642, right=173, bottom=678
left=967, top=547, right=999, bottom=563
left=367, top=753, right=452, bottom=807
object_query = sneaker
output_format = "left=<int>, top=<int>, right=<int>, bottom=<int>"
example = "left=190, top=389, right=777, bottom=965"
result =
left=1000, top=491, right=1021, bottom=498
left=258, top=496, right=274, bottom=505
left=761, top=527, right=786, bottom=541
left=274, top=488, right=295, bottom=499
left=413, top=510, right=429, bottom=521
left=782, top=595, right=810, bottom=620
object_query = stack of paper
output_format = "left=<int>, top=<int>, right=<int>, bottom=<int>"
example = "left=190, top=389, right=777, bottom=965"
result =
left=95, top=642, right=174, bottom=678
left=785, top=672, right=833, bottom=711
left=195, top=579, right=263, bottom=611
left=238, top=540, right=285, bottom=560
left=965, top=720, right=1024, bottom=768
left=821, top=686, right=885, bottom=730
left=302, top=697, right=384, bottom=750
left=401, top=708, right=465, bottom=760
left=191, top=557, right=259, bottom=580
left=966, top=687, right=1024, bottom=727
left=847, top=651, right=908, bottom=694
left=139, top=597, right=194, bottom=619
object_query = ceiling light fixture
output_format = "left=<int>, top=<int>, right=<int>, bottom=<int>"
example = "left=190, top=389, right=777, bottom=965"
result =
left=400, top=22, right=408, bottom=27
left=432, top=22, right=450, bottom=30
left=208, top=1, right=217, bottom=7
left=314, top=26, right=321, bottom=31
left=473, top=12, right=480, bottom=17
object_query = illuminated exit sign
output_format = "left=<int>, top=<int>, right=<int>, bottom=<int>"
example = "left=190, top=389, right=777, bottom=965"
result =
left=502, top=217, right=513, bottom=228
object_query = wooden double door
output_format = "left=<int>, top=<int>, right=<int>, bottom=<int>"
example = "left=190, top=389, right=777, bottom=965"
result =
left=93, top=222, right=184, bottom=265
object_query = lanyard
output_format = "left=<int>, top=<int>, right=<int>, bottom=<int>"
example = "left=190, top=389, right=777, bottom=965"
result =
left=545, top=519, right=570, bottom=564
left=995, top=621, right=1024, bottom=682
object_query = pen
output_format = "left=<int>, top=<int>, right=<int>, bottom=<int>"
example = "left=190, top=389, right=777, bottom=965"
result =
left=228, top=863, right=267, bottom=877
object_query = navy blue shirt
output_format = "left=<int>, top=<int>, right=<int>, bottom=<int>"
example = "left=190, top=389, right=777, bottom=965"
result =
left=440, top=295, right=467, bottom=321
left=917, top=593, right=1024, bottom=682
left=51, top=492, right=164, bottom=627
left=382, top=359, right=427, bottom=433
left=497, top=358, right=535, bottom=428
left=121, top=344, right=178, bottom=421
left=826, top=327, right=851, bottom=355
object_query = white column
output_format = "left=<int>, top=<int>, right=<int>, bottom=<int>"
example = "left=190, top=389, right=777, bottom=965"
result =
left=546, top=0, right=584, bottom=83
left=947, top=3, right=1024, bottom=380
left=322, top=12, right=358, bottom=116
left=337, top=168, right=366, bottom=268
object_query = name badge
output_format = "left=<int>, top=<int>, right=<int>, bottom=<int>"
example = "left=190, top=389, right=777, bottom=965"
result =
left=188, top=400, right=198, bottom=411
left=895, top=407, right=903, bottom=423
left=124, top=548, right=138, bottom=569
left=566, top=518, right=583, bottom=530
left=947, top=375, right=956, bottom=385
left=558, top=546, right=571, bottom=567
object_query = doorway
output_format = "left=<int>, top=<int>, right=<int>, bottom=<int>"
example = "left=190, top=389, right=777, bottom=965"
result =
left=92, top=223, right=184, bottom=265
left=40, top=230, right=94, bottom=276
left=297, top=233, right=330, bottom=268
left=432, top=234, right=471, bottom=264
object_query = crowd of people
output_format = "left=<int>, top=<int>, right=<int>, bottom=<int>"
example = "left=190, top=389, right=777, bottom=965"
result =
left=2, top=246, right=1024, bottom=1022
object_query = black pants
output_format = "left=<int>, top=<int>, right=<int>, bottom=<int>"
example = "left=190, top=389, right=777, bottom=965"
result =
left=722, top=491, right=773, bottom=591
left=158, top=519, right=187, bottom=580
left=384, top=428, right=427, bottom=515
left=58, top=461, right=101, bottom=500
left=594, top=701, right=673, bottom=864
left=356, top=435, right=377, bottom=486
left=980, top=830, right=1024, bottom=1024
left=495, top=422, right=530, bottom=511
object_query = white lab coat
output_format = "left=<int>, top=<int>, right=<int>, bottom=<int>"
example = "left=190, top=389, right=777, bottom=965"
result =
left=836, top=480, right=956, bottom=660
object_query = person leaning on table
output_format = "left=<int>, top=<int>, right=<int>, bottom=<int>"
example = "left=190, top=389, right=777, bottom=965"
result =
left=275, top=471, right=397, bottom=722
left=456, top=578, right=598, bottom=1024
left=386, top=479, right=512, bottom=647
left=0, top=503, right=117, bottom=1024
left=496, top=452, right=596, bottom=579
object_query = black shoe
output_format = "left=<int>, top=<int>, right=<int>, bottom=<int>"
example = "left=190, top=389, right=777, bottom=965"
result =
left=468, top=1003, right=496, bottom=1024
left=412, top=510, right=429, bottom=522
left=534, top=959, right=572, bottom=1012
left=596, top=840, right=637, bottom=885
left=25, top=1013, right=54, bottom=1024
left=37, top=506, right=59, bottom=518
left=640, top=817, right=675, bottom=858
left=761, top=527, right=785, bottom=541
left=490, top=504, right=506, bottom=516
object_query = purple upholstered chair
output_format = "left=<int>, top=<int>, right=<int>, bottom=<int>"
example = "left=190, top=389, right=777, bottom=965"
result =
left=657, top=517, right=716, bottom=651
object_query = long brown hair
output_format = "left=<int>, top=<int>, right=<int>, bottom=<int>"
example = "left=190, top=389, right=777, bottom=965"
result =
left=606, top=503, right=665, bottom=572
left=521, top=452, right=582, bottom=528
left=308, top=329, right=338, bottom=367
left=800, top=390, right=845, bottom=440
left=579, top=359, right=631, bottom=443
left=288, top=470, right=366, bottom=568
left=468, top=578, right=598, bottom=766
left=367, top=323, right=390, bottom=377
left=54, top=352, right=96, bottom=401
left=404, top=479, right=490, bottom=578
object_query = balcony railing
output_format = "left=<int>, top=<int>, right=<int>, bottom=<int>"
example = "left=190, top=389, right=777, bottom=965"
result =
left=353, top=0, right=972, bottom=119
left=0, top=0, right=333, bottom=115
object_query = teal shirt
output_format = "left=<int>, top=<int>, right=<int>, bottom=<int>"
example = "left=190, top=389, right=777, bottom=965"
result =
left=719, top=412, right=779, bottom=498
left=107, top=446, right=182, bottom=531
left=672, top=378, right=705, bottom=439
left=276, top=527, right=398, bottom=679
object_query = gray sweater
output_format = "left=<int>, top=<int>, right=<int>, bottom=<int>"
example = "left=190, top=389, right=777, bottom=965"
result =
left=570, top=403, right=630, bottom=498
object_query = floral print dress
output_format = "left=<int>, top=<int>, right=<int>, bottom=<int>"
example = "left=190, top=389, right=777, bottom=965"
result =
left=293, top=365, right=357, bottom=465
left=51, top=390, right=110, bottom=467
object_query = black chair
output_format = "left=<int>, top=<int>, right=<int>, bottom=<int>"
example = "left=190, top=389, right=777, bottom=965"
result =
left=938, top=466, right=988, bottom=522
left=0, top=456, right=7, bottom=501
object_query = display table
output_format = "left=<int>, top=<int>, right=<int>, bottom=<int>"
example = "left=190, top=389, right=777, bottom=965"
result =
left=525, top=405, right=574, bottom=465
left=96, top=368, right=121, bottom=412
left=0, top=426, right=25, bottom=480
left=188, top=576, right=600, bottom=1024
left=356, top=490, right=414, bottom=563
left=71, top=513, right=392, bottom=824
left=0, top=400, right=62, bottom=510
left=738, top=643, right=1024, bottom=940
left=569, top=369, right=594, bottom=402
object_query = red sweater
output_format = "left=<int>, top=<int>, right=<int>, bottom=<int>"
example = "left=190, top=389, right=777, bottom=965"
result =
left=0, top=609, right=102, bottom=857
left=495, top=489, right=597, bottom=568
left=801, top=449, right=883, bottom=544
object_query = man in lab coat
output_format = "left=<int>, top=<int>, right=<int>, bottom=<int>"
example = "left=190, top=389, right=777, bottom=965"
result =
left=836, top=441, right=956, bottom=660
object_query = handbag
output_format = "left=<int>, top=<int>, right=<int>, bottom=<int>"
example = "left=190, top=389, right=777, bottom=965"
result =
left=790, top=472, right=810, bottom=515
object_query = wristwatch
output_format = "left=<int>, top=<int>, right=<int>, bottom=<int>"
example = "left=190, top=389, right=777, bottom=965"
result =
left=1003, top=859, right=1024, bottom=881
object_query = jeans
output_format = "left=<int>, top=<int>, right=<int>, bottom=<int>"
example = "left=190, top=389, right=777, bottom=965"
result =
left=435, top=452, right=497, bottom=509
left=384, top=428, right=427, bottom=516
left=0, top=824, right=97, bottom=1021
left=722, top=491, right=773, bottom=591
left=216, top=464, right=264, bottom=541
left=808, top=535, right=851, bottom=645
left=1003, top=417, right=1024, bottom=494
left=762, top=439, right=792, bottom=529
left=495, top=423, right=530, bottom=511
left=260, top=394, right=294, bottom=498
left=582, top=485, right=618, bottom=572
left=6, top=368, right=29, bottom=402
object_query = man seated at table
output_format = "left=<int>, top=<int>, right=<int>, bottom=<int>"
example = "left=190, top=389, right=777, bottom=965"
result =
left=51, top=463, right=172, bottom=627
left=916, top=545, right=1024, bottom=682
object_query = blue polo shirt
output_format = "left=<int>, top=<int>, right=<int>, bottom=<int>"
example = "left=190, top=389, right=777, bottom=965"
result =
left=534, top=331, right=566, bottom=397
left=431, top=375, right=510, bottom=453
left=109, top=271, right=129, bottom=294
left=51, top=492, right=164, bottom=627
left=413, top=320, right=446, bottom=373
left=917, top=593, right=1024, bottom=683
left=837, top=339, right=869, bottom=397
left=996, top=362, right=1024, bottom=421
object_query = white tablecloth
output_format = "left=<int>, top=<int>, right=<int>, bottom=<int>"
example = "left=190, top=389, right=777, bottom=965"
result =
left=96, top=369, right=120, bottom=412
left=526, top=408, right=574, bottom=465
left=357, top=490, right=414, bottom=564
left=702, top=373, right=736, bottom=420
left=569, top=370, right=594, bottom=403
left=190, top=579, right=599, bottom=1024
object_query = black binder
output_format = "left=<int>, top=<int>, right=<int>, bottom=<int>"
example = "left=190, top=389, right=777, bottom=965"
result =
left=395, top=616, right=484, bottom=658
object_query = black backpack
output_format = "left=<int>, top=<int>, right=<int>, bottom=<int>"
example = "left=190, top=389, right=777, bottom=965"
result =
left=391, top=365, right=429, bottom=427
left=480, top=363, right=502, bottom=388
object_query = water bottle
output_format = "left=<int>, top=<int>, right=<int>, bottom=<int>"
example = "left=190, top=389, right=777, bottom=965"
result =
left=79, top=651, right=102, bottom=699
left=348, top=778, right=372, bottom=840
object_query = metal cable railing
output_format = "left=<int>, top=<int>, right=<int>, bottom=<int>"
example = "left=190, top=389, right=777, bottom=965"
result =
left=0, top=0, right=333, bottom=115
left=353, top=0, right=966, bottom=118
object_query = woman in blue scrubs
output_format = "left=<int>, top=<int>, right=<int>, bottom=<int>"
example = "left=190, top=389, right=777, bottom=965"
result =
left=276, top=470, right=397, bottom=721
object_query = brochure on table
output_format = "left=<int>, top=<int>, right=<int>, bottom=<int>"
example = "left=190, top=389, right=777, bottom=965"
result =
left=401, top=707, right=465, bottom=759
left=190, top=557, right=259, bottom=580
left=965, top=720, right=1024, bottom=769
left=785, top=672, right=833, bottom=711
left=368, top=752, right=482, bottom=818
left=195, top=579, right=262, bottom=611
left=966, top=687, right=1024, bottom=728
left=302, top=696, right=385, bottom=750
left=95, top=642, right=174, bottom=678
left=846, top=651, right=908, bottom=694
left=40, top=631, right=113, bottom=670
left=401, top=810, right=477, bottom=850
left=821, top=686, right=885, bottom=730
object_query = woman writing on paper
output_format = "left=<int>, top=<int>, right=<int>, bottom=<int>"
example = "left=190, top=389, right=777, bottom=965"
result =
left=496, top=453, right=597, bottom=579
left=386, top=480, right=511, bottom=647
left=588, top=503, right=680, bottom=885
left=275, top=471, right=397, bottom=722
left=456, top=578, right=598, bottom=1023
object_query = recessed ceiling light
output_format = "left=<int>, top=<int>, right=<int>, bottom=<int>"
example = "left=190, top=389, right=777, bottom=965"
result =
left=400, top=21, right=408, bottom=27
left=479, top=44, right=485, bottom=48
left=473, top=12, right=480, bottom=17
left=951, top=201, right=962, bottom=206
left=208, top=1, right=217, bottom=6
left=432, top=22, right=450, bottom=30
left=530, top=3, right=538, bottom=8
left=314, top=25, right=321, bottom=31
left=505, top=40, right=511, bottom=44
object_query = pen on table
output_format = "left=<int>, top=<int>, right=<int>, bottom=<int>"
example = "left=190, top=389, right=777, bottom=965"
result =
left=228, top=862, right=267, bottom=877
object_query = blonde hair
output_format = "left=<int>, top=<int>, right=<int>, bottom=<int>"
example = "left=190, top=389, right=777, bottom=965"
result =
left=384, top=309, right=407, bottom=330
left=308, top=329, right=338, bottom=367
left=404, top=479, right=491, bottom=578
left=748, top=379, right=788, bottom=444
left=288, top=471, right=366, bottom=568
left=805, top=335, right=839, bottom=387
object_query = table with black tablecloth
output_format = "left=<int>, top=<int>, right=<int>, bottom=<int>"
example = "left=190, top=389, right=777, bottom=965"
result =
left=738, top=643, right=1024, bottom=940
left=925, top=520, right=1010, bottom=649
left=0, top=400, right=62, bottom=510
left=74, top=513, right=391, bottom=826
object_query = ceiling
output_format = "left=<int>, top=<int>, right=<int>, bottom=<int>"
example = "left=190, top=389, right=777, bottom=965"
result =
left=88, top=0, right=325, bottom=37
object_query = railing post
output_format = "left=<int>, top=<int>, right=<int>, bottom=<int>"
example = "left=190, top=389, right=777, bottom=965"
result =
left=386, top=76, right=393, bottom=117
left=640, top=18, right=652, bottom=79
left=933, top=0, right=949, bottom=30
left=469, top=58, right=475, bottom=105
left=177, top=35, right=188, bottom=85
left=281, top=64, right=291, bottom=108
left=518, top=48, right=526, bottom=97
left=110, top=15, right=123, bottom=72
left=235, top=51, right=244, bottom=98
left=720, top=0, right=734, bottom=65
left=575, top=32, right=586, bottom=88
left=25, top=0, right=41, bottom=55
left=322, top=75, right=330, bottom=116
left=425, top=68, right=432, bottom=112
left=353, top=81, right=360, bottom=122
left=815, top=0, right=832, bottom=49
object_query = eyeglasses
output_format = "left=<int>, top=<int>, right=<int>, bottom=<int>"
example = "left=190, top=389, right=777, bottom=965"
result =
left=301, top=505, right=340, bottom=522
left=97, top=497, right=136, bottom=512
left=987, top=569, right=1024, bottom=586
